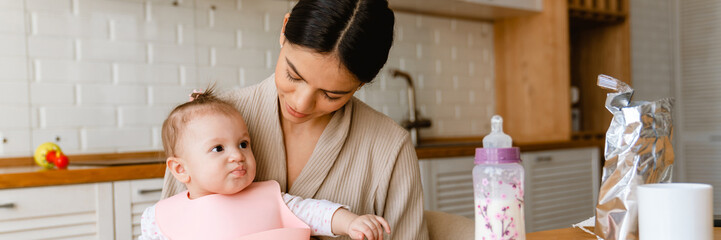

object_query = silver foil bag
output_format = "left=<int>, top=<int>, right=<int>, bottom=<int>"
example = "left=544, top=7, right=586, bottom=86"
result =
left=594, top=75, right=675, bottom=240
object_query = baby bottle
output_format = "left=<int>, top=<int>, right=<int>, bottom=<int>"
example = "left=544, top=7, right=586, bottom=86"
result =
left=473, top=115, right=525, bottom=240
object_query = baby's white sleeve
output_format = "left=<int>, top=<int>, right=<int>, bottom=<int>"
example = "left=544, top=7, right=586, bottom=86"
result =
left=283, top=193, right=349, bottom=237
left=137, top=205, right=168, bottom=240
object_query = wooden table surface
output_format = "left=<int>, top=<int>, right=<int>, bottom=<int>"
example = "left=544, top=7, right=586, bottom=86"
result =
left=527, top=227, right=721, bottom=239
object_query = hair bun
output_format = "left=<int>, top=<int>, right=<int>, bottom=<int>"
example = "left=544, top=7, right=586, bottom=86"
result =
left=190, top=90, right=204, bottom=101
left=189, top=87, right=217, bottom=102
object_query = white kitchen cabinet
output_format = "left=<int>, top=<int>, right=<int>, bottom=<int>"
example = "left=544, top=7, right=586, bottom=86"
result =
left=419, top=147, right=599, bottom=233
left=114, top=178, right=164, bottom=240
left=389, top=0, right=542, bottom=20
left=419, top=156, right=476, bottom=218
left=0, top=178, right=165, bottom=240
left=521, top=147, right=600, bottom=232
left=0, top=183, right=114, bottom=239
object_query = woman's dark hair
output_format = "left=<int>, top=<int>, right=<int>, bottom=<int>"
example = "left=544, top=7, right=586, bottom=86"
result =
left=285, top=0, right=395, bottom=83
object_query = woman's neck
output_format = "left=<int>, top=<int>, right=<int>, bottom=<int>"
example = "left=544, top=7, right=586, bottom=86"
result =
left=279, top=110, right=334, bottom=189
left=280, top=112, right=333, bottom=135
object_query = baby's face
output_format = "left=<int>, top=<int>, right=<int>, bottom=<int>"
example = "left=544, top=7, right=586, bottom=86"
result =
left=178, top=111, right=256, bottom=197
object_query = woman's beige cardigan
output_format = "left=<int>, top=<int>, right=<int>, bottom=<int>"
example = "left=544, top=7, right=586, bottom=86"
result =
left=161, top=75, right=429, bottom=240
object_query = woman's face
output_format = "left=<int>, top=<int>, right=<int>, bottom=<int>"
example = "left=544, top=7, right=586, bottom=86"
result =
left=274, top=42, right=363, bottom=124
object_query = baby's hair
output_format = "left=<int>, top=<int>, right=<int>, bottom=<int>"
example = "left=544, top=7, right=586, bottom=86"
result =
left=161, top=85, right=240, bottom=158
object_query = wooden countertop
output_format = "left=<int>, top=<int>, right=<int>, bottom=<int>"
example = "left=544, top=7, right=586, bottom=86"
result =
left=416, top=139, right=603, bottom=159
left=0, top=163, right=166, bottom=189
left=0, top=139, right=603, bottom=189
left=0, top=151, right=167, bottom=189
left=527, top=227, right=721, bottom=239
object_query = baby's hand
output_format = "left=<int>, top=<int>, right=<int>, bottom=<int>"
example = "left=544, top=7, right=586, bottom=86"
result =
left=346, top=214, right=391, bottom=240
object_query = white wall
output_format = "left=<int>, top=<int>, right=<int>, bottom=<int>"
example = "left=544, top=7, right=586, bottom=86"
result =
left=631, top=1, right=721, bottom=215
left=676, top=0, right=721, bottom=214
left=0, top=0, right=494, bottom=156
left=629, top=0, right=684, bottom=179
left=629, top=0, right=676, bottom=101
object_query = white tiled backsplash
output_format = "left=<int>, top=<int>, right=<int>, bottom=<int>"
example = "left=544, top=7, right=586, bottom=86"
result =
left=0, top=0, right=494, bottom=156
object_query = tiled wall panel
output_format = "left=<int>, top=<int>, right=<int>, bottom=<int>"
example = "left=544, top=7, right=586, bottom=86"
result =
left=118, top=106, right=173, bottom=127
left=81, top=127, right=153, bottom=152
left=40, top=106, right=116, bottom=128
left=0, top=57, right=29, bottom=81
left=0, top=0, right=30, bottom=156
left=0, top=107, right=30, bottom=129
left=35, top=60, right=112, bottom=83
left=0, top=83, right=29, bottom=105
left=0, top=130, right=32, bottom=156
left=32, top=129, right=80, bottom=153
left=0, top=0, right=494, bottom=156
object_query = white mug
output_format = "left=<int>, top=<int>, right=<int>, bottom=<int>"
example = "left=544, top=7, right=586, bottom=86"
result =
left=637, top=183, right=713, bottom=240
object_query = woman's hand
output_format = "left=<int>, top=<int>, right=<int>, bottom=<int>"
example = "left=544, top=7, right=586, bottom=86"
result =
left=346, top=214, right=391, bottom=240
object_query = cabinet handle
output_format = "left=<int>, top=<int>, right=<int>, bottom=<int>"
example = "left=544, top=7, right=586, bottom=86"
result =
left=0, top=203, right=15, bottom=208
left=536, top=156, right=553, bottom=163
left=138, top=188, right=162, bottom=195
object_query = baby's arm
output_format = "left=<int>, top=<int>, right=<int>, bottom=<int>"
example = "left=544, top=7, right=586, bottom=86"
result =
left=137, top=205, right=167, bottom=240
left=283, top=193, right=391, bottom=240
left=283, top=193, right=345, bottom=236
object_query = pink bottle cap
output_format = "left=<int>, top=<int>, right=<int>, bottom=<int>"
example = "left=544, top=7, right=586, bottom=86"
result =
left=475, top=147, right=521, bottom=164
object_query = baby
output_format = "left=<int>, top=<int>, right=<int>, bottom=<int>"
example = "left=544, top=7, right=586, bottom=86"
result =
left=139, top=88, right=390, bottom=240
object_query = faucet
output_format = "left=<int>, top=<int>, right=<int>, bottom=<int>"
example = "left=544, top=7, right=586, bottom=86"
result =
left=391, top=69, right=432, bottom=146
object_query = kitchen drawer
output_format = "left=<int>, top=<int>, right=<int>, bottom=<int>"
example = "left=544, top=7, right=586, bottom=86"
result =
left=129, top=178, right=164, bottom=203
left=114, top=178, right=164, bottom=240
left=0, top=183, right=114, bottom=239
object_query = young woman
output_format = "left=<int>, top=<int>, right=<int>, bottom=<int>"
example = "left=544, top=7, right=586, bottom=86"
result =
left=162, top=1, right=429, bottom=239
left=142, top=88, right=390, bottom=240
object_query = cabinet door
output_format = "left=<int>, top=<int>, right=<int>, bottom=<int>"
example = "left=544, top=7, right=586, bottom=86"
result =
left=521, top=147, right=600, bottom=232
left=0, top=183, right=114, bottom=239
left=114, top=178, right=164, bottom=240
left=419, top=156, right=476, bottom=218
left=495, top=0, right=571, bottom=143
